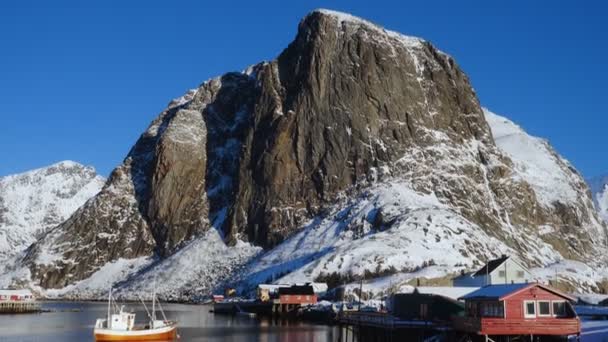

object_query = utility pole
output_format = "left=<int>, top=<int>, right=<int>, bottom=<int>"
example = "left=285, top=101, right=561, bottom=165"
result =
left=358, top=278, right=363, bottom=311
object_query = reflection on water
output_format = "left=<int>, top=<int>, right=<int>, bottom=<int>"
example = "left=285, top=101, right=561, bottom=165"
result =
left=0, top=302, right=337, bottom=342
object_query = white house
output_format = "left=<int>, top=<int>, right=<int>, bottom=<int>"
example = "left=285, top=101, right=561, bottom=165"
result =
left=453, top=255, right=533, bottom=287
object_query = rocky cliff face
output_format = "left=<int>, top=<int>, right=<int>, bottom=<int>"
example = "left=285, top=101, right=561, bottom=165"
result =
left=0, top=161, right=104, bottom=263
left=589, top=175, right=608, bottom=222
left=17, top=9, right=607, bottom=291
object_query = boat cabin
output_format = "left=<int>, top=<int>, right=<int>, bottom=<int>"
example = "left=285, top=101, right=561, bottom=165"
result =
left=111, top=310, right=136, bottom=331
left=453, top=283, right=580, bottom=337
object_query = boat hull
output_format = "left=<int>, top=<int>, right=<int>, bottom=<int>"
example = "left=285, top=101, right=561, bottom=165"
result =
left=94, top=325, right=177, bottom=341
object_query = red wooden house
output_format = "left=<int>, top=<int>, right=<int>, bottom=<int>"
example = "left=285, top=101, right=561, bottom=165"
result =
left=277, top=285, right=317, bottom=305
left=453, top=283, right=580, bottom=339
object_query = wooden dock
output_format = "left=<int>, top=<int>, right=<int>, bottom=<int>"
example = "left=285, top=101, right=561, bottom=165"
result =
left=0, top=301, right=40, bottom=314
left=0, top=289, right=40, bottom=314
left=336, top=311, right=453, bottom=342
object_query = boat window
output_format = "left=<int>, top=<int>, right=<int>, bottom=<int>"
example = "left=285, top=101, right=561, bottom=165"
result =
left=524, top=300, right=536, bottom=318
left=538, top=301, right=551, bottom=316
left=552, top=301, right=567, bottom=317
left=517, top=271, right=525, bottom=277
left=498, top=270, right=506, bottom=278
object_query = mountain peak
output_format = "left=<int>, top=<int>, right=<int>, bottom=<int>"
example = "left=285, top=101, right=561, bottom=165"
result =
left=303, top=9, right=424, bottom=49
left=0, top=161, right=105, bottom=262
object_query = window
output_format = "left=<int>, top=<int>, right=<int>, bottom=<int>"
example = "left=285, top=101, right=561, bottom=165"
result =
left=466, top=301, right=478, bottom=317
left=481, top=301, right=504, bottom=318
left=553, top=301, right=567, bottom=317
left=538, top=301, right=551, bottom=316
left=498, top=270, right=506, bottom=278
left=517, top=270, right=525, bottom=278
left=524, top=300, right=536, bottom=318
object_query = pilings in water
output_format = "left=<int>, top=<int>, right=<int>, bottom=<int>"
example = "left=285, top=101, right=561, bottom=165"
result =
left=272, top=303, right=300, bottom=315
left=0, top=301, right=40, bottom=314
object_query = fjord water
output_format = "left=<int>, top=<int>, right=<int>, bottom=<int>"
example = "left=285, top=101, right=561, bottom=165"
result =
left=0, top=302, right=337, bottom=342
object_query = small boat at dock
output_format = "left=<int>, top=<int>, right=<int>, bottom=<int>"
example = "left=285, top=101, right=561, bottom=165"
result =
left=94, top=288, right=178, bottom=341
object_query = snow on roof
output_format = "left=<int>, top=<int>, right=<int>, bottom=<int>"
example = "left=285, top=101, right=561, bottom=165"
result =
left=0, top=289, right=33, bottom=296
left=407, top=286, right=479, bottom=301
left=460, top=283, right=530, bottom=300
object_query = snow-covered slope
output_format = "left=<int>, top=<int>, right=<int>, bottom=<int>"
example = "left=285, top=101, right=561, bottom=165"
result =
left=485, top=110, right=579, bottom=206
left=589, top=175, right=608, bottom=222
left=1, top=10, right=606, bottom=299
left=232, top=110, right=608, bottom=294
left=0, top=161, right=105, bottom=262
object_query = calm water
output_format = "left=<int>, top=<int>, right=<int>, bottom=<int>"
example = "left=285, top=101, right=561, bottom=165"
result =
left=0, top=302, right=338, bottom=342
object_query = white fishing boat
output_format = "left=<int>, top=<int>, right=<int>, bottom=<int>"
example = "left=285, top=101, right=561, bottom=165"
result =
left=94, top=287, right=178, bottom=341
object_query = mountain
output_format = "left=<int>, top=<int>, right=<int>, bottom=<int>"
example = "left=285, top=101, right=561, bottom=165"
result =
left=0, top=161, right=105, bottom=262
left=589, top=175, right=608, bottom=222
left=2, top=9, right=606, bottom=297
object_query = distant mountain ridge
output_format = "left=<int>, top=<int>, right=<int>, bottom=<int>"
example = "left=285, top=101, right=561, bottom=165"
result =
left=0, top=161, right=105, bottom=262
left=1, top=9, right=606, bottom=299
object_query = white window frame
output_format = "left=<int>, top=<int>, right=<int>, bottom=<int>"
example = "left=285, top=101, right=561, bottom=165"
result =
left=523, top=300, right=536, bottom=318
left=552, top=300, right=566, bottom=317
left=537, top=300, right=551, bottom=317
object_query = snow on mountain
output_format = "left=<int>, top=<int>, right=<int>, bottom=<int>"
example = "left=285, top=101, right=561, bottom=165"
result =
left=588, top=175, right=608, bottom=222
left=485, top=109, right=605, bottom=236
left=484, top=109, right=578, bottom=206
left=235, top=180, right=516, bottom=293
left=0, top=161, right=105, bottom=262
left=1, top=10, right=605, bottom=299
left=232, top=109, right=607, bottom=295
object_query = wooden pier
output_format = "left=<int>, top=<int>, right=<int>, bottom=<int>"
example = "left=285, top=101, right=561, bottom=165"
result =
left=336, top=311, right=452, bottom=342
left=0, top=289, right=40, bottom=314
left=0, top=301, right=40, bottom=314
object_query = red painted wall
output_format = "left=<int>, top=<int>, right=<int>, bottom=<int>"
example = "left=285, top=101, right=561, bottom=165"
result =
left=279, top=294, right=317, bottom=305
left=504, top=286, right=567, bottom=319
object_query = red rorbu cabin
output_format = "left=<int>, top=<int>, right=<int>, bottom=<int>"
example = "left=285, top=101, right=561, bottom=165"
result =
left=277, top=285, right=317, bottom=305
left=453, top=283, right=580, bottom=339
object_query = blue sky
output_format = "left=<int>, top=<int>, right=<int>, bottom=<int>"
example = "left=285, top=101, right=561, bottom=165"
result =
left=1, top=1, right=606, bottom=178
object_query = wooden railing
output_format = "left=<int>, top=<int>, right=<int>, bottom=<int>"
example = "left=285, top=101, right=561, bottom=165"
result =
left=453, top=316, right=580, bottom=335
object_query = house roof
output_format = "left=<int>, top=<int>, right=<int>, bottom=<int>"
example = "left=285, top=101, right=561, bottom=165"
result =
left=460, top=283, right=529, bottom=300
left=460, top=283, right=577, bottom=302
left=278, top=285, right=315, bottom=295
left=407, top=286, right=479, bottom=301
left=0, top=289, right=33, bottom=297
left=472, top=255, right=509, bottom=277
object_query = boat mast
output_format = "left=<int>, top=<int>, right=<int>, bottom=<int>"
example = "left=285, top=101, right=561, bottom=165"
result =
left=152, top=276, right=156, bottom=323
left=107, top=287, right=112, bottom=329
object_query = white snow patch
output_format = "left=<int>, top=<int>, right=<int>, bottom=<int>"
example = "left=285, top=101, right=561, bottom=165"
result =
left=0, top=161, right=104, bottom=263
left=484, top=109, right=579, bottom=207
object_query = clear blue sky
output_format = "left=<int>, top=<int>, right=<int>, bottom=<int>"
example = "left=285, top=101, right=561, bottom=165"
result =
left=1, top=0, right=606, bottom=178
